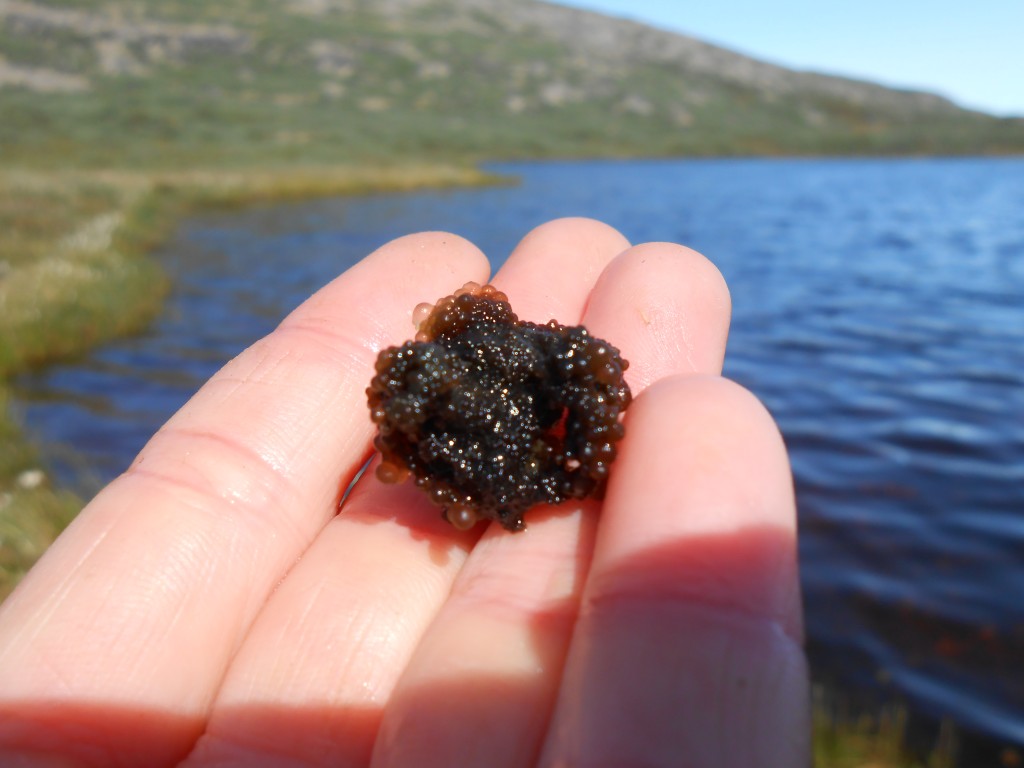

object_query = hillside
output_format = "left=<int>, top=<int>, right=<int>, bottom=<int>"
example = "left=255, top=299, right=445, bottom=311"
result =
left=1, top=0, right=1022, bottom=165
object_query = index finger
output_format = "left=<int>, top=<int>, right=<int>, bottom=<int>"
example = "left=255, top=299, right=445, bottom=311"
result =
left=0, top=233, right=489, bottom=764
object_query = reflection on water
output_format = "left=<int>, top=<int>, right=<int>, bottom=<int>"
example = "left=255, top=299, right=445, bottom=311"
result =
left=13, top=158, right=1024, bottom=760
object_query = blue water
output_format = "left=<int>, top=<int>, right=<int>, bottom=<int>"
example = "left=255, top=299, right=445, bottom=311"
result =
left=13, top=158, right=1024, bottom=760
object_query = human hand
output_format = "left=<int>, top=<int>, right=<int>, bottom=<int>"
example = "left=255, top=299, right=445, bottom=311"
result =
left=0, top=218, right=809, bottom=767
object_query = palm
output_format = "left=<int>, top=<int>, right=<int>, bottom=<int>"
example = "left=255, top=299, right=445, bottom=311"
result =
left=0, top=219, right=808, bottom=767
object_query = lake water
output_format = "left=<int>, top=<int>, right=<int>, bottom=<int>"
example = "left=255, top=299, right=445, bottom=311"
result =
left=13, top=158, right=1024, bottom=761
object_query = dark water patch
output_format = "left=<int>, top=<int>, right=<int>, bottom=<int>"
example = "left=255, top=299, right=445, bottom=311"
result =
left=11, top=157, right=1024, bottom=763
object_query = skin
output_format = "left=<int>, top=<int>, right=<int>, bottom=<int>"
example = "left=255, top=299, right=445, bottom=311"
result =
left=0, top=218, right=810, bottom=767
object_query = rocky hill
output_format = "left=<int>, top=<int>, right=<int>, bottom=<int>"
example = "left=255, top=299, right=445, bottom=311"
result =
left=2, top=0, right=1021, bottom=166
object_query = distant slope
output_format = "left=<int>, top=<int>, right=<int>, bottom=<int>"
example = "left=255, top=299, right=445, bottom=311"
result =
left=1, top=0, right=1022, bottom=166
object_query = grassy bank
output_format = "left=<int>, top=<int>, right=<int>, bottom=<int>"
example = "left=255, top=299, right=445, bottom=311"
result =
left=0, top=163, right=498, bottom=375
left=0, top=162, right=499, bottom=601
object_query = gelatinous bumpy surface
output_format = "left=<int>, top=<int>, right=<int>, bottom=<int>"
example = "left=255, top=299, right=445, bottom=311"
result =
left=367, top=282, right=632, bottom=532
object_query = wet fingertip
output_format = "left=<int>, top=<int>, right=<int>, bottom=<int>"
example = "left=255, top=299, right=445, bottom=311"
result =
left=493, top=218, right=632, bottom=324
left=583, top=243, right=733, bottom=391
left=599, top=374, right=803, bottom=642
left=373, top=230, right=492, bottom=287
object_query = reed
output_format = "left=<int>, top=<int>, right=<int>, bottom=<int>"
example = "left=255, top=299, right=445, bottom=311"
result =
left=812, top=685, right=958, bottom=768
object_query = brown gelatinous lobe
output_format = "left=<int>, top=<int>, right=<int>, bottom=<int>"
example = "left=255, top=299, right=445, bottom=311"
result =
left=367, top=282, right=631, bottom=532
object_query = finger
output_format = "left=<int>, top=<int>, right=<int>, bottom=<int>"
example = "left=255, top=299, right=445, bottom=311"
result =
left=0, top=233, right=489, bottom=766
left=183, top=219, right=629, bottom=767
left=490, top=216, right=630, bottom=324
left=540, top=376, right=810, bottom=768
left=583, top=241, right=732, bottom=390
left=370, top=507, right=598, bottom=768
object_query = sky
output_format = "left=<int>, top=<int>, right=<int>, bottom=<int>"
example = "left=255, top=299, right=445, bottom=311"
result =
left=556, top=0, right=1023, bottom=117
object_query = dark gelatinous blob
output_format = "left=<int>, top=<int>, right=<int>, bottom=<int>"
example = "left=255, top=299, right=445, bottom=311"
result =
left=367, top=282, right=631, bottom=531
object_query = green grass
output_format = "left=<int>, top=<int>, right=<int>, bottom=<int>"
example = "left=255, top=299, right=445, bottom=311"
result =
left=0, top=387, right=80, bottom=599
left=813, top=687, right=959, bottom=768
left=0, top=172, right=167, bottom=375
left=2, top=0, right=1022, bottom=168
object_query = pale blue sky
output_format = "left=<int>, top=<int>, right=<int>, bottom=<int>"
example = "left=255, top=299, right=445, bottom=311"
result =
left=557, top=1, right=1023, bottom=116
